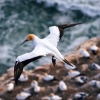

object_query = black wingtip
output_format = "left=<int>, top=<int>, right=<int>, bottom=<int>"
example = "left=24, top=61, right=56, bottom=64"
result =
left=58, top=22, right=82, bottom=29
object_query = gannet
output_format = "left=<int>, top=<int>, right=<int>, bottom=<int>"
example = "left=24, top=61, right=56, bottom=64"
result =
left=43, top=73, right=57, bottom=82
left=89, top=63, right=100, bottom=70
left=58, top=81, right=67, bottom=91
left=14, top=23, right=81, bottom=84
left=49, top=93, right=62, bottom=100
left=31, top=80, right=41, bottom=93
left=18, top=74, right=28, bottom=82
left=16, top=91, right=31, bottom=100
left=31, top=80, right=38, bottom=88
left=73, top=92, right=89, bottom=100
left=6, top=82, right=14, bottom=92
left=90, top=44, right=98, bottom=55
left=68, top=70, right=80, bottom=78
left=79, top=49, right=90, bottom=58
left=65, top=63, right=76, bottom=70
left=89, top=80, right=100, bottom=88
left=75, top=76, right=88, bottom=84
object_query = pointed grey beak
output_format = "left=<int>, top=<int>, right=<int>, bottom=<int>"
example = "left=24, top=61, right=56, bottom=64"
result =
left=20, top=40, right=28, bottom=46
left=58, top=22, right=82, bottom=29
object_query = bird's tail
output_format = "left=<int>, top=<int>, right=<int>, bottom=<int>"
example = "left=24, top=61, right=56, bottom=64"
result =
left=58, top=23, right=82, bottom=30
left=63, top=58, right=74, bottom=67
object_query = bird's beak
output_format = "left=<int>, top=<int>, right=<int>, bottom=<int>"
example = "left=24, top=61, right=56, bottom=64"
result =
left=20, top=39, right=28, bottom=46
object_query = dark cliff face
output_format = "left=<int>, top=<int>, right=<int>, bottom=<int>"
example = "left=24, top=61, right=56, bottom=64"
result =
left=0, top=37, right=100, bottom=100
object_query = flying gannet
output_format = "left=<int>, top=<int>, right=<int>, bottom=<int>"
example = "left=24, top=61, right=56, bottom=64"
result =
left=14, top=23, right=81, bottom=84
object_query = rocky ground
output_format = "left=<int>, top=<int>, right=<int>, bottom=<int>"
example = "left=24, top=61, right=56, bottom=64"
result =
left=0, top=37, right=100, bottom=100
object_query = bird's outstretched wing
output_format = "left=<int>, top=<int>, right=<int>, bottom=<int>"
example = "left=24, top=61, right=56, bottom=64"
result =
left=14, top=45, right=51, bottom=85
left=44, top=23, right=81, bottom=47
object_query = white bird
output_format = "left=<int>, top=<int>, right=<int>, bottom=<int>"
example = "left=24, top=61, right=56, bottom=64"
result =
left=6, top=82, right=14, bottom=92
left=31, top=80, right=41, bottom=93
left=65, top=63, right=76, bottom=70
left=58, top=81, right=67, bottom=91
left=97, top=93, right=100, bottom=100
left=14, top=23, right=80, bottom=84
left=31, top=80, right=38, bottom=88
left=89, top=63, right=100, bottom=70
left=75, top=76, right=88, bottom=84
left=68, top=70, right=80, bottom=78
left=16, top=92, right=31, bottom=100
left=18, top=74, right=28, bottom=82
left=79, top=49, right=90, bottom=58
left=90, top=44, right=98, bottom=55
left=43, top=73, right=57, bottom=82
left=49, top=93, right=62, bottom=100
left=89, top=80, right=100, bottom=88
left=73, top=92, right=89, bottom=100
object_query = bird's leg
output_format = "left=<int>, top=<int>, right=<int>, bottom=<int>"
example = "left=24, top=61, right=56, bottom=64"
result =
left=52, top=56, right=56, bottom=67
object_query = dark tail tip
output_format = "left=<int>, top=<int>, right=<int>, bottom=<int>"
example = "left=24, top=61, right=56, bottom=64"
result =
left=58, top=22, right=82, bottom=29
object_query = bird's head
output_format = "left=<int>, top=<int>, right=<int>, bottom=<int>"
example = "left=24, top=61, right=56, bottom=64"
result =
left=20, top=34, right=35, bottom=46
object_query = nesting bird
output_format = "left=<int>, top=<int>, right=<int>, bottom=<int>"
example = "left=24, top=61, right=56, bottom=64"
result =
left=49, top=93, right=62, bottom=100
left=18, top=74, right=28, bottom=82
left=90, top=44, right=98, bottom=55
left=58, top=81, right=67, bottom=91
left=14, top=23, right=81, bottom=84
left=75, top=76, right=88, bottom=84
left=43, top=73, right=57, bottom=82
left=68, top=70, right=81, bottom=78
left=89, top=63, right=100, bottom=70
left=73, top=92, right=89, bottom=100
left=89, top=80, right=100, bottom=88
left=6, top=82, right=14, bottom=92
left=65, top=63, right=76, bottom=70
left=16, top=92, right=31, bottom=100
left=79, top=49, right=90, bottom=58
left=31, top=80, right=41, bottom=93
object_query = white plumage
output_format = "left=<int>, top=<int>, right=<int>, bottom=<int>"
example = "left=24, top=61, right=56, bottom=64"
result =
left=89, top=80, right=100, bottom=88
left=49, top=93, right=62, bottom=100
left=65, top=63, right=76, bottom=70
left=68, top=70, right=80, bottom=78
left=16, top=92, right=31, bottom=100
left=6, top=82, right=14, bottom=92
left=43, top=73, right=55, bottom=82
left=18, top=74, right=28, bottom=82
left=31, top=80, right=41, bottom=93
left=73, top=92, right=89, bottom=100
left=58, top=81, right=67, bottom=91
left=79, top=49, right=90, bottom=58
left=14, top=23, right=80, bottom=84
left=89, top=63, right=100, bottom=70
left=90, top=45, right=98, bottom=54
left=75, top=76, right=88, bottom=84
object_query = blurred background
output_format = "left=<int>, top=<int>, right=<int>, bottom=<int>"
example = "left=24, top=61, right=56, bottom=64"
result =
left=0, top=0, right=100, bottom=76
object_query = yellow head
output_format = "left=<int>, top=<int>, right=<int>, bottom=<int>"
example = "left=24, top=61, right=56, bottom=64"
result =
left=20, top=34, right=35, bottom=45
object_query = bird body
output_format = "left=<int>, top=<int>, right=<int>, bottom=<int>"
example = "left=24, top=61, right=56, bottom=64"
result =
left=89, top=80, right=100, bottom=88
left=43, top=73, right=55, bottom=82
left=14, top=23, right=81, bottom=84
left=49, top=93, right=62, bottom=100
left=73, top=92, right=89, bottom=100
left=79, top=49, right=90, bottom=58
left=97, top=93, right=100, bottom=100
left=18, top=74, right=28, bottom=82
left=6, top=82, right=14, bottom=92
left=31, top=80, right=41, bottom=93
left=90, top=45, right=98, bottom=54
left=16, top=92, right=31, bottom=100
left=58, top=81, right=67, bottom=91
left=75, top=76, right=88, bottom=84
left=65, top=63, right=76, bottom=70
left=68, top=70, right=80, bottom=78
left=89, top=63, right=100, bottom=70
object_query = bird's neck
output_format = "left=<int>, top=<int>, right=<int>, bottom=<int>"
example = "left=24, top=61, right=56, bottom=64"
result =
left=32, top=36, right=40, bottom=46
